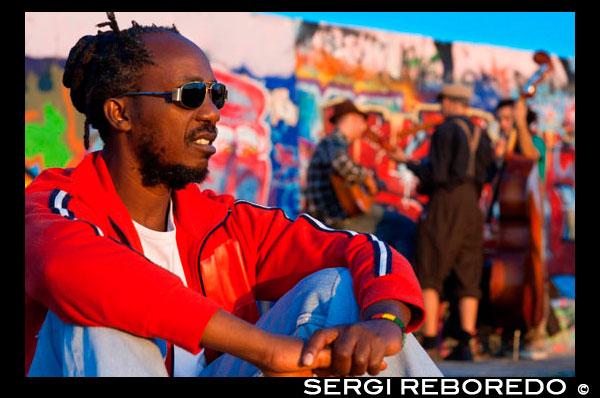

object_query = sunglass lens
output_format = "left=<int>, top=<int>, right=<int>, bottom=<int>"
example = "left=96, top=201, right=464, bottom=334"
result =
left=181, top=82, right=206, bottom=109
left=211, top=83, right=227, bottom=109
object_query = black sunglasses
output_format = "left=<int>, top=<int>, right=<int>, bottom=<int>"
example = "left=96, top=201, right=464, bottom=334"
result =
left=116, top=81, right=228, bottom=109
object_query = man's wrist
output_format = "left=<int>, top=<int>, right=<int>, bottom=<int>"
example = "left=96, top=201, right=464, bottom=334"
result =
left=362, top=299, right=411, bottom=329
left=369, top=313, right=406, bottom=345
left=201, top=310, right=279, bottom=370
left=515, top=120, right=529, bottom=131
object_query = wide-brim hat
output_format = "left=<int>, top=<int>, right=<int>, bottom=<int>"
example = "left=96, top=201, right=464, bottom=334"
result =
left=436, top=84, right=474, bottom=102
left=329, top=99, right=368, bottom=124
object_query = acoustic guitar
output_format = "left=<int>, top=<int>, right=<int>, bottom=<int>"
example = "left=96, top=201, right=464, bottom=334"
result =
left=329, top=173, right=376, bottom=217
left=329, top=120, right=444, bottom=217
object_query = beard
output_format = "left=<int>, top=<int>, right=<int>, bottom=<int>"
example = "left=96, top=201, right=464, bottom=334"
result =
left=135, top=129, right=210, bottom=191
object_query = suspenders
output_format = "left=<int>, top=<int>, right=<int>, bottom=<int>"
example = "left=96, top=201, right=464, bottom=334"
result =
left=453, top=118, right=482, bottom=178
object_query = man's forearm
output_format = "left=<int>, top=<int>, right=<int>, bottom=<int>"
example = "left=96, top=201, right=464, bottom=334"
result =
left=200, top=310, right=272, bottom=367
left=200, top=309, right=330, bottom=373
left=332, top=152, right=369, bottom=183
left=515, top=121, right=541, bottom=161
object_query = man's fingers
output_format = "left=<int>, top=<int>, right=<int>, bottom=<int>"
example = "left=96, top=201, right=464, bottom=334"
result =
left=367, top=343, right=387, bottom=375
left=301, top=327, right=340, bottom=367
left=349, top=337, right=371, bottom=376
left=313, top=346, right=333, bottom=369
left=301, top=324, right=395, bottom=376
left=332, top=329, right=359, bottom=376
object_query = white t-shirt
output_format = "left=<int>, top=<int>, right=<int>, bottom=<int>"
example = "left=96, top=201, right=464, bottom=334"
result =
left=132, top=201, right=206, bottom=377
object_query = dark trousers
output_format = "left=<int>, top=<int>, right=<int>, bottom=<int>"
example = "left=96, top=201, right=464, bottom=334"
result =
left=415, top=182, right=484, bottom=299
left=375, top=210, right=417, bottom=263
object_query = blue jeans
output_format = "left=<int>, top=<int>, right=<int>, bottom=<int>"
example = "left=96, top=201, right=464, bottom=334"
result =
left=28, top=268, right=442, bottom=377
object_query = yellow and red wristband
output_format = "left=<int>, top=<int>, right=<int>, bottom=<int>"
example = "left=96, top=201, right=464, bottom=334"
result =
left=370, top=313, right=406, bottom=346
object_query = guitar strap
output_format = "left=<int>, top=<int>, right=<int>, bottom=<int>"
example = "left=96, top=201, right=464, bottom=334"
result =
left=453, top=118, right=482, bottom=178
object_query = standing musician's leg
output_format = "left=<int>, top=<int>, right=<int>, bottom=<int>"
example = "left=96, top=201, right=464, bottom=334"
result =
left=446, top=184, right=484, bottom=360
left=458, top=297, right=479, bottom=336
left=423, top=288, right=442, bottom=338
left=414, top=188, right=463, bottom=360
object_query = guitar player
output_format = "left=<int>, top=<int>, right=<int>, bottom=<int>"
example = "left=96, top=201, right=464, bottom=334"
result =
left=305, top=98, right=416, bottom=262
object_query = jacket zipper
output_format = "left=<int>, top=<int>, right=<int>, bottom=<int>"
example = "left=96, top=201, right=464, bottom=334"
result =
left=197, top=209, right=232, bottom=296
left=109, top=217, right=132, bottom=248
left=172, top=209, right=232, bottom=377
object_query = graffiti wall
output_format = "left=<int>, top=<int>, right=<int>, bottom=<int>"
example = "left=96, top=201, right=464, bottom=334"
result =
left=25, top=12, right=574, bottom=275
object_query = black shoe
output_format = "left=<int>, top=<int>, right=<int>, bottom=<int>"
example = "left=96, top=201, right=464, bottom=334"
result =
left=444, top=342, right=473, bottom=361
left=444, top=329, right=474, bottom=361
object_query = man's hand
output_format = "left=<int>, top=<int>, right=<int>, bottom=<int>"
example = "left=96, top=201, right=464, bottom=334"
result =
left=389, top=148, right=408, bottom=163
left=513, top=99, right=528, bottom=127
left=299, top=299, right=410, bottom=377
left=495, top=136, right=508, bottom=158
left=299, top=319, right=402, bottom=376
left=260, top=334, right=333, bottom=377
left=363, top=175, right=379, bottom=196
left=201, top=298, right=410, bottom=377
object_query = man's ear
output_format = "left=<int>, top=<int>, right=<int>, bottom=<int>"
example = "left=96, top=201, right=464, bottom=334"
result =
left=103, top=98, right=131, bottom=133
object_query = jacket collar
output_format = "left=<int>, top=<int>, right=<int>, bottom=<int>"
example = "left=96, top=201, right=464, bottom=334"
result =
left=69, top=151, right=231, bottom=252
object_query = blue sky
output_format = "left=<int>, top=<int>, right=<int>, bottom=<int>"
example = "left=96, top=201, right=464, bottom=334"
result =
left=264, top=12, right=575, bottom=58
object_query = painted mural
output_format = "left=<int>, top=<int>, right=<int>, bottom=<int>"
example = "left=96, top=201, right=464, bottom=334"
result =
left=25, top=58, right=86, bottom=184
left=25, top=13, right=574, bottom=277
left=292, top=21, right=575, bottom=276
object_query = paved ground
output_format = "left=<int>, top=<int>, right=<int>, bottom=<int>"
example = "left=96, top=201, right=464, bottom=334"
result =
left=436, top=354, right=575, bottom=377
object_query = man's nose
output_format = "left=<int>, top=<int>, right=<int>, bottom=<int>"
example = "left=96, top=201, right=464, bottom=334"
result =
left=195, top=95, right=221, bottom=125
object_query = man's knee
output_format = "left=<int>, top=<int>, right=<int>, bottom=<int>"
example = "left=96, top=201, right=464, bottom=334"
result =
left=77, top=326, right=168, bottom=376
left=30, top=311, right=168, bottom=377
left=298, top=267, right=352, bottom=293
left=454, top=269, right=483, bottom=299
left=455, top=289, right=482, bottom=301
left=418, top=278, right=444, bottom=297
left=288, top=267, right=359, bottom=336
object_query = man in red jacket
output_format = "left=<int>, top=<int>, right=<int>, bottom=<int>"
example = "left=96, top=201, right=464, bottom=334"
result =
left=25, top=13, right=440, bottom=377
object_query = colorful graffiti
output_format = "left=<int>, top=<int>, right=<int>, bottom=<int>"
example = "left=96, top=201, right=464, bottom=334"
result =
left=25, top=59, right=87, bottom=186
left=25, top=13, right=574, bottom=277
left=292, top=21, right=574, bottom=276
left=202, top=70, right=273, bottom=205
left=544, top=134, right=575, bottom=276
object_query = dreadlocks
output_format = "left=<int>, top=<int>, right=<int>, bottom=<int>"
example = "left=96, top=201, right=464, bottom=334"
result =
left=62, top=12, right=180, bottom=150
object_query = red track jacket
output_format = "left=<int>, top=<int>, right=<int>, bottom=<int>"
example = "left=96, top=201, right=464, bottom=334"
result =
left=25, top=151, right=425, bottom=375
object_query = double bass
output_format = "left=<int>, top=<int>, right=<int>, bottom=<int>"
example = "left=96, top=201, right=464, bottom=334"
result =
left=485, top=51, right=552, bottom=340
